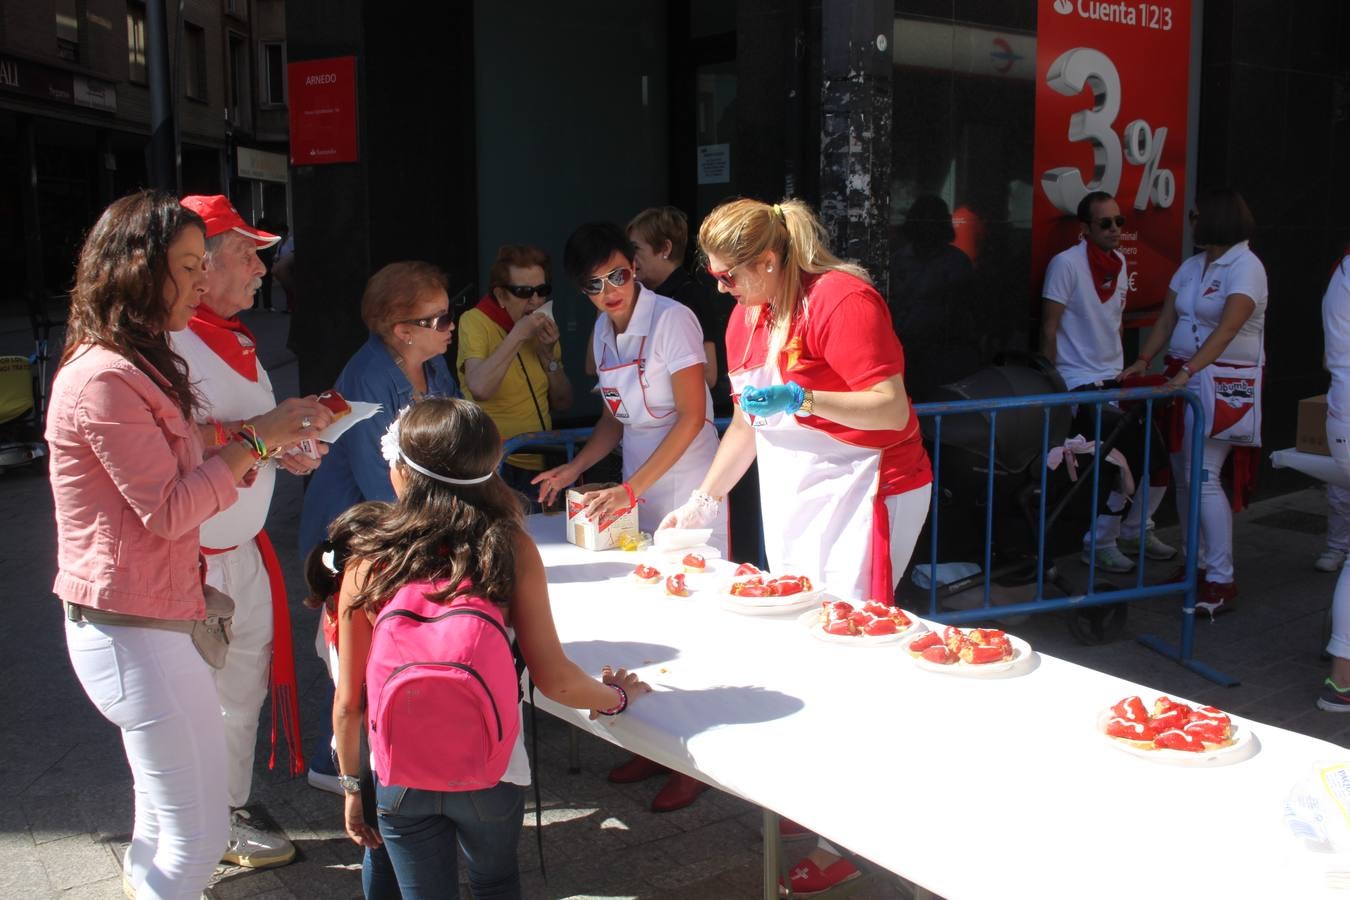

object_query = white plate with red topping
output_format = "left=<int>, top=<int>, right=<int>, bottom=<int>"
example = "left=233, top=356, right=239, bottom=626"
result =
left=1098, top=695, right=1258, bottom=767
left=721, top=570, right=823, bottom=616
left=797, top=599, right=921, bottom=645
left=903, top=626, right=1032, bottom=676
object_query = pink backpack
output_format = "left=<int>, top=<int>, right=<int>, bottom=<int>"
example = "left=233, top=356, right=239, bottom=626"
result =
left=366, top=580, right=522, bottom=791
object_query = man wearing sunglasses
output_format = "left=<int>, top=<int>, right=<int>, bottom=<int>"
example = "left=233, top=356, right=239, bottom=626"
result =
left=458, top=245, right=573, bottom=506
left=1040, top=190, right=1174, bottom=573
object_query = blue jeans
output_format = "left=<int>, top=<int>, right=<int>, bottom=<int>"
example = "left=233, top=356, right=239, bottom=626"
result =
left=375, top=778, right=525, bottom=900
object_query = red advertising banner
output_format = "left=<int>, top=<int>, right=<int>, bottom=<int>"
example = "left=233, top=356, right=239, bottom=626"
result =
left=1031, top=0, right=1192, bottom=320
left=287, top=56, right=359, bottom=166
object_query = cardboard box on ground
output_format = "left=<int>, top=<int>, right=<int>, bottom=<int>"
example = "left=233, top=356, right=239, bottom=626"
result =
left=565, top=483, right=639, bottom=551
left=1298, top=395, right=1330, bottom=456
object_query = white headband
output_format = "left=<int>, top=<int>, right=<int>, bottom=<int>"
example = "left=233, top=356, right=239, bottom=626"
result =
left=380, top=408, right=498, bottom=486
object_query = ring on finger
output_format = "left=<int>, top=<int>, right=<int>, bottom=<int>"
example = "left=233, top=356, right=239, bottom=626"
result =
left=300, top=416, right=312, bottom=429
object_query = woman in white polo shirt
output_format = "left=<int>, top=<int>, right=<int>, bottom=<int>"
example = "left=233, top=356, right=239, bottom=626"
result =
left=1125, top=188, right=1267, bottom=615
left=534, top=222, right=726, bottom=813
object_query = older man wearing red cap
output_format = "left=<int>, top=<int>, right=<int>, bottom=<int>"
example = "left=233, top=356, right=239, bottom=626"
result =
left=170, top=195, right=332, bottom=870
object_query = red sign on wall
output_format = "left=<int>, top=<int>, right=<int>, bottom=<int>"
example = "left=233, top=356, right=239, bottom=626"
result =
left=1031, top=1, right=1192, bottom=319
left=287, top=56, right=359, bottom=166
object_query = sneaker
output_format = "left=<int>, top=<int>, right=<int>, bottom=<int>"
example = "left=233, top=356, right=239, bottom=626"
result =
left=1195, top=580, right=1237, bottom=618
left=1318, top=679, right=1350, bottom=712
left=1117, top=531, right=1178, bottom=561
left=1081, top=545, right=1135, bottom=574
left=1315, top=548, right=1347, bottom=573
left=222, top=808, right=295, bottom=869
left=307, top=747, right=343, bottom=796
left=779, top=857, right=860, bottom=896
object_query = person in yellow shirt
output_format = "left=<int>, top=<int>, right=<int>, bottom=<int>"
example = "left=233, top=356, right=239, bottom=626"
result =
left=458, top=245, right=573, bottom=507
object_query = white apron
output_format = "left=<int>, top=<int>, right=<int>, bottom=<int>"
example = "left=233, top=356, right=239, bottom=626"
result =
left=597, top=334, right=727, bottom=551
left=731, top=359, right=929, bottom=602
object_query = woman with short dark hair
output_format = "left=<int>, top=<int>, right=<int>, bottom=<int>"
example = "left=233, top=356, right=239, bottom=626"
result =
left=1124, top=188, right=1268, bottom=615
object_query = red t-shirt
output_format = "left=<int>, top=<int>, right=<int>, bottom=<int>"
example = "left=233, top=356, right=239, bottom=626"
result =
left=725, top=271, right=931, bottom=495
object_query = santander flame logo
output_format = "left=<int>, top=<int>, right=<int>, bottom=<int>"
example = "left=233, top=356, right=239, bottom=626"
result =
left=1053, top=0, right=1074, bottom=14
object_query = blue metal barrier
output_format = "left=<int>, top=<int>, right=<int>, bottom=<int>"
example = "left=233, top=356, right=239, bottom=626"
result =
left=913, top=385, right=1232, bottom=686
left=502, top=388, right=1233, bottom=686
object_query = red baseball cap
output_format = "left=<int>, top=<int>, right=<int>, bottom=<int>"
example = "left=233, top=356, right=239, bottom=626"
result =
left=180, top=195, right=280, bottom=248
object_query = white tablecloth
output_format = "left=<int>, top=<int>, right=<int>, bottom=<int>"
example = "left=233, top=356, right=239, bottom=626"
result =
left=526, top=514, right=1350, bottom=899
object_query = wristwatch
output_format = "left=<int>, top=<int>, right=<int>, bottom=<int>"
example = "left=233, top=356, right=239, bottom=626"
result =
left=794, top=388, right=815, bottom=417
left=338, top=774, right=362, bottom=795
left=545, top=358, right=561, bottom=373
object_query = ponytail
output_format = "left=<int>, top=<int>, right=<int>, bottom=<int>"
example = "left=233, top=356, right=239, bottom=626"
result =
left=698, top=197, right=870, bottom=352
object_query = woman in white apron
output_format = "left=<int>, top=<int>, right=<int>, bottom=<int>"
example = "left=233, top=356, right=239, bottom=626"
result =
left=534, top=222, right=726, bottom=813
left=658, top=197, right=932, bottom=896
left=1123, top=188, right=1268, bottom=616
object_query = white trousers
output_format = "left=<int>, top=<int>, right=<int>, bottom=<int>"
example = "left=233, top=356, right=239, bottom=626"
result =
left=1327, top=484, right=1350, bottom=553
left=1326, top=419, right=1350, bottom=659
left=1169, top=403, right=1235, bottom=584
left=66, top=618, right=228, bottom=900
left=205, top=540, right=274, bottom=809
left=1085, top=485, right=1168, bottom=547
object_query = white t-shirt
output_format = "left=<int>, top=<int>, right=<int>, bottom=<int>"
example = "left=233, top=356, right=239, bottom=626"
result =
left=169, top=327, right=277, bottom=548
left=1167, top=241, right=1268, bottom=366
left=1041, top=240, right=1126, bottom=390
left=1323, top=256, right=1350, bottom=423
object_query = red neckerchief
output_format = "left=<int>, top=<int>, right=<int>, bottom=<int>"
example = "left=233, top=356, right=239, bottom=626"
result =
left=1085, top=241, right=1124, bottom=303
left=474, top=293, right=516, bottom=333
left=186, top=305, right=259, bottom=382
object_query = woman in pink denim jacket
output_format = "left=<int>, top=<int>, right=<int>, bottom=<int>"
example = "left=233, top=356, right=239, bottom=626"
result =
left=47, top=191, right=320, bottom=900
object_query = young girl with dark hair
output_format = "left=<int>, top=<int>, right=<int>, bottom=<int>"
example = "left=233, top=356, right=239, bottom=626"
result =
left=333, top=398, right=646, bottom=898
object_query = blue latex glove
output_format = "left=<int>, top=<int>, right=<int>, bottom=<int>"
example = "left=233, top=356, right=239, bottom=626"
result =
left=739, top=382, right=806, bottom=417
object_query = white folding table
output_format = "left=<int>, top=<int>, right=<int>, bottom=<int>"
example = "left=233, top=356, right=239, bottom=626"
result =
left=526, top=514, right=1349, bottom=899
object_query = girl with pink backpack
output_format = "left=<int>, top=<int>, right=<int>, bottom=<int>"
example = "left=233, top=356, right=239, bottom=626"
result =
left=332, top=398, right=647, bottom=898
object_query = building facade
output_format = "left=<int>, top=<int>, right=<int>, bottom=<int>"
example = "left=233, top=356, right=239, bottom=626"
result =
left=0, top=0, right=291, bottom=313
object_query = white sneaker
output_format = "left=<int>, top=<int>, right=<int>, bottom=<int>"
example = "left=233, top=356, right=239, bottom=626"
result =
left=1081, top=545, right=1136, bottom=574
left=1315, top=548, right=1347, bottom=573
left=1117, top=531, right=1178, bottom=561
left=222, top=808, right=295, bottom=869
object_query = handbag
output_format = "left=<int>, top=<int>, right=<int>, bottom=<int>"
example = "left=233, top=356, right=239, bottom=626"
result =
left=63, top=584, right=235, bottom=669
left=192, top=584, right=236, bottom=669
left=1197, top=363, right=1262, bottom=446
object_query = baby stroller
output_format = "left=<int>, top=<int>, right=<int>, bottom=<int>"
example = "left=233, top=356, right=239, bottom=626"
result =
left=0, top=294, right=56, bottom=472
left=915, top=353, right=1142, bottom=643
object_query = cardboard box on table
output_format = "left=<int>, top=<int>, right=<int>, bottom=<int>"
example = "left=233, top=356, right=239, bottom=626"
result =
left=1297, top=395, right=1329, bottom=456
left=565, top=483, right=638, bottom=551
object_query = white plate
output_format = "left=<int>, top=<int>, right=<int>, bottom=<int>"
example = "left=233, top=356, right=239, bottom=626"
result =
left=1097, top=710, right=1259, bottom=767
left=721, top=586, right=822, bottom=617
left=722, top=572, right=820, bottom=607
left=903, top=630, right=1033, bottom=676
left=653, top=528, right=713, bottom=551
left=316, top=401, right=382, bottom=444
left=796, top=606, right=921, bottom=646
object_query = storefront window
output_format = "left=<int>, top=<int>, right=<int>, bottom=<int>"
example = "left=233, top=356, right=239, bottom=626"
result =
left=889, top=2, right=1037, bottom=400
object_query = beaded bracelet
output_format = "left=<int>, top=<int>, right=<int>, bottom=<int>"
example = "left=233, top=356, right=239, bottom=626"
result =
left=234, top=423, right=268, bottom=460
left=598, top=683, right=628, bottom=716
left=620, top=482, right=637, bottom=512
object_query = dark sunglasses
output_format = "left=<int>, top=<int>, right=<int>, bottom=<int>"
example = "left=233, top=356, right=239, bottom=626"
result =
left=706, top=264, right=738, bottom=289
left=1095, top=215, right=1127, bottom=230
left=400, top=311, right=454, bottom=332
left=503, top=283, right=553, bottom=300
left=581, top=266, right=633, bottom=296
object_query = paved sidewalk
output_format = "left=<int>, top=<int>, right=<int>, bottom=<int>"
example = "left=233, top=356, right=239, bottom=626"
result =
left=6, top=309, right=1348, bottom=899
